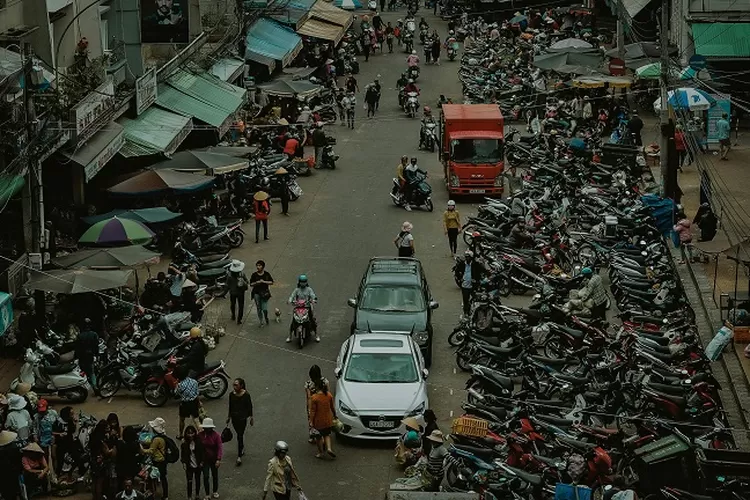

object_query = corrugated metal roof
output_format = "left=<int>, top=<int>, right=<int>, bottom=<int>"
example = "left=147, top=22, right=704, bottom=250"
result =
left=297, top=18, right=346, bottom=44
left=210, top=57, right=245, bottom=82
left=692, top=23, right=750, bottom=58
left=156, top=70, right=246, bottom=133
left=246, top=18, right=303, bottom=67
left=310, top=0, right=352, bottom=29
left=118, top=107, right=193, bottom=158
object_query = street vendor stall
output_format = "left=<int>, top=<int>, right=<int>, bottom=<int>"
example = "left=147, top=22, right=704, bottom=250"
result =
left=149, top=150, right=249, bottom=175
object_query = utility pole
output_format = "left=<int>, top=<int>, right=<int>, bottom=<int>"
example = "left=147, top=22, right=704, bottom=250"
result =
left=659, top=0, right=670, bottom=193
left=616, top=0, right=625, bottom=60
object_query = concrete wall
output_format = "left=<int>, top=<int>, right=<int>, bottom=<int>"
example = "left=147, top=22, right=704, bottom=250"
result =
left=104, top=0, right=144, bottom=78
left=52, top=0, right=104, bottom=69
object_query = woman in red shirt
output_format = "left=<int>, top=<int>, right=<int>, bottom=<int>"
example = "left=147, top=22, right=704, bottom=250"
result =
left=253, top=191, right=271, bottom=243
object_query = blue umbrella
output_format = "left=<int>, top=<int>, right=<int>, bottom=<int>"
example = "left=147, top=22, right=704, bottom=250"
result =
left=654, top=87, right=716, bottom=112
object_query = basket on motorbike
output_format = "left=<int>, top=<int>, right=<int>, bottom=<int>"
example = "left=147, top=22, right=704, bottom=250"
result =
left=697, top=448, right=750, bottom=482
left=451, top=416, right=488, bottom=437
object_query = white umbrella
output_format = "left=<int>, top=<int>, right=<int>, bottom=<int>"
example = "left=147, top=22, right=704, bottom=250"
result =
left=653, top=87, right=716, bottom=112
left=549, top=38, right=593, bottom=51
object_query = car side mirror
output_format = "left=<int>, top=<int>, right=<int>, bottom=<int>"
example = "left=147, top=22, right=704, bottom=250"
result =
left=429, top=300, right=439, bottom=310
left=334, top=367, right=342, bottom=378
left=347, top=298, right=357, bottom=308
left=422, top=368, right=429, bottom=379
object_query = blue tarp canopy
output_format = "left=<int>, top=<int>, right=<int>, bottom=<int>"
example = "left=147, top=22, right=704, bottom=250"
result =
left=246, top=18, right=303, bottom=68
left=0, top=291, right=13, bottom=337
left=270, top=0, right=316, bottom=28
left=641, top=194, right=676, bottom=235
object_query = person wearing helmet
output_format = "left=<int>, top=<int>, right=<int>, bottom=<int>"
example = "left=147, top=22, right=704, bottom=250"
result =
left=578, top=267, right=608, bottom=321
left=403, top=157, right=426, bottom=210
left=459, top=250, right=482, bottom=318
left=287, top=275, right=319, bottom=342
left=396, top=72, right=409, bottom=107
left=419, top=105, right=436, bottom=149
left=443, top=200, right=461, bottom=256
left=407, top=50, right=420, bottom=67
left=180, top=327, right=208, bottom=379
left=312, top=121, right=326, bottom=169
left=510, top=217, right=534, bottom=247
left=263, top=441, right=303, bottom=500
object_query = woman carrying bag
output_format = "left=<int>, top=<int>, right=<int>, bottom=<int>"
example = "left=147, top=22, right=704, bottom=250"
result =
left=225, top=378, right=253, bottom=466
left=262, top=441, right=305, bottom=500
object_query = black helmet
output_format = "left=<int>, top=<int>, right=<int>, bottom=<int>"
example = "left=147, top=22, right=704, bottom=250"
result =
left=410, top=157, right=417, bottom=164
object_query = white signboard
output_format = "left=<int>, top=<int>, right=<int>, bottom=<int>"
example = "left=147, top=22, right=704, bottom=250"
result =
left=84, top=129, right=125, bottom=182
left=71, top=78, right=115, bottom=145
left=135, top=68, right=158, bottom=116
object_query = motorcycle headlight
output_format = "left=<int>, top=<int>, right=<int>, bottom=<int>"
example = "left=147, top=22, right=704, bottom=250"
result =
left=339, top=400, right=356, bottom=417
left=494, top=174, right=503, bottom=187
left=406, top=401, right=425, bottom=417
left=412, top=330, right=429, bottom=346
left=450, top=174, right=460, bottom=187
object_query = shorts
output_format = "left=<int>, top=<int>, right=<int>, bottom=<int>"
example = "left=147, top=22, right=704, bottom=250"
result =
left=179, top=399, right=200, bottom=419
left=720, top=138, right=730, bottom=146
left=315, top=427, right=332, bottom=437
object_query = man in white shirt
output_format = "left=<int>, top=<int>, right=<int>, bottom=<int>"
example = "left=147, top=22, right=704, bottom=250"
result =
left=342, top=91, right=356, bottom=129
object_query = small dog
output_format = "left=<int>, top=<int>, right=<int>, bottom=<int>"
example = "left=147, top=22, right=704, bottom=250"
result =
left=274, top=308, right=282, bottom=323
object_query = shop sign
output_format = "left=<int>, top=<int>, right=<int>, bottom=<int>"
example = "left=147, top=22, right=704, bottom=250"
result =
left=136, top=68, right=158, bottom=116
left=84, top=129, right=125, bottom=182
left=70, top=78, right=115, bottom=146
left=164, top=118, right=193, bottom=155
left=706, top=94, right=731, bottom=144
left=609, top=58, right=626, bottom=76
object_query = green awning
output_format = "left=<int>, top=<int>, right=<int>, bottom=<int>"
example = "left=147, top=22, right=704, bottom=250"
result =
left=118, top=107, right=193, bottom=158
left=693, top=23, right=750, bottom=58
left=156, top=69, right=246, bottom=136
left=0, top=173, right=24, bottom=204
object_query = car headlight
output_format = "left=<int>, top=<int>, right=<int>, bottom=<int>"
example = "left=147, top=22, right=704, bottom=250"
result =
left=406, top=402, right=425, bottom=417
left=450, top=174, right=460, bottom=187
left=339, top=400, right=356, bottom=417
left=412, top=330, right=429, bottom=347
left=495, top=175, right=503, bottom=187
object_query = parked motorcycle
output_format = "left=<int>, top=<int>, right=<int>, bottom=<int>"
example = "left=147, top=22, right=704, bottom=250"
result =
left=142, top=354, right=230, bottom=407
left=12, top=343, right=89, bottom=402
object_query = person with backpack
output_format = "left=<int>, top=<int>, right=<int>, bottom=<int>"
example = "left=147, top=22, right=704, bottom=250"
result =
left=253, top=191, right=271, bottom=243
left=199, top=418, right=223, bottom=499
left=394, top=221, right=415, bottom=257
left=142, top=417, right=179, bottom=500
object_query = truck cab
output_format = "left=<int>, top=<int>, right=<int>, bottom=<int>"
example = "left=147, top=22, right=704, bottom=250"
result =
left=439, top=104, right=505, bottom=196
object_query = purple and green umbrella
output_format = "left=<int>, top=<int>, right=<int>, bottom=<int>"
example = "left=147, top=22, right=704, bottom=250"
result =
left=78, top=216, right=155, bottom=247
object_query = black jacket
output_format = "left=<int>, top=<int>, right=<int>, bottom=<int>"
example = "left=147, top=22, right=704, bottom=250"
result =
left=183, top=338, right=207, bottom=373
left=180, top=438, right=205, bottom=467
left=312, top=129, right=326, bottom=147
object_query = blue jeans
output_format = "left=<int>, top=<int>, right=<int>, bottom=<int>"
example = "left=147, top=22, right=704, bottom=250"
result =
left=253, top=293, right=270, bottom=322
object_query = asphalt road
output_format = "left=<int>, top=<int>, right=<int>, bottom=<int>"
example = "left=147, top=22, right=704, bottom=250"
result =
left=80, top=9, right=531, bottom=500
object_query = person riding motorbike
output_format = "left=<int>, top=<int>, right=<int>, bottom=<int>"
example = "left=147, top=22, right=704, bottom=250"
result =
left=287, top=275, right=319, bottom=343
left=396, top=155, right=408, bottom=194
left=419, top=17, right=428, bottom=30
left=181, top=327, right=208, bottom=377
left=407, top=50, right=420, bottom=67
left=400, top=79, right=419, bottom=108
left=445, top=29, right=455, bottom=44
left=419, top=106, right=436, bottom=149
left=403, top=157, right=426, bottom=211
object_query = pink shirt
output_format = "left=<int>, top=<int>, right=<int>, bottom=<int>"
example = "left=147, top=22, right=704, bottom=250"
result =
left=200, top=430, right=223, bottom=462
left=407, top=55, right=419, bottom=67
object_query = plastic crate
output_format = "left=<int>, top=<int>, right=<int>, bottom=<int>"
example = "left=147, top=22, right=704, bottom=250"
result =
left=451, top=416, right=488, bottom=438
left=697, top=448, right=750, bottom=480
left=732, top=325, right=750, bottom=344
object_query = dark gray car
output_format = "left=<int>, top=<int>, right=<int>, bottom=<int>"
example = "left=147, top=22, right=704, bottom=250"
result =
left=347, top=257, right=439, bottom=366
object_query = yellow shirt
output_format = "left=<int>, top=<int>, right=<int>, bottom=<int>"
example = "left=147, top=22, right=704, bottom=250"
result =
left=397, top=163, right=406, bottom=181
left=443, top=210, right=461, bottom=229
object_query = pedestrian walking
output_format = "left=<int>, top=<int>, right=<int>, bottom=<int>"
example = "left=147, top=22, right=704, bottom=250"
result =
left=365, top=84, right=378, bottom=118
left=431, top=37, right=441, bottom=65
left=460, top=250, right=480, bottom=318
left=226, top=378, right=253, bottom=465
left=362, top=33, right=371, bottom=61
left=250, top=260, right=274, bottom=326
left=199, top=418, right=223, bottom=499
left=75, top=317, right=99, bottom=390
left=421, top=410, right=440, bottom=455
left=380, top=0, right=385, bottom=12
left=312, top=122, right=326, bottom=169
left=443, top=200, right=461, bottom=256
left=175, top=366, right=201, bottom=439
left=342, top=91, right=356, bottom=129
left=275, top=167, right=291, bottom=215
left=227, top=259, right=248, bottom=325
left=6, top=394, right=31, bottom=442
left=335, top=88, right=346, bottom=125
left=180, top=425, right=204, bottom=500
left=394, top=221, right=415, bottom=257
left=0, top=430, right=23, bottom=500
left=627, top=113, right=643, bottom=146
left=262, top=441, right=303, bottom=500
left=308, top=379, right=337, bottom=459
left=90, top=420, right=115, bottom=500
left=717, top=112, right=731, bottom=160
left=143, top=418, right=170, bottom=500
left=253, top=191, right=271, bottom=243
left=675, top=124, right=689, bottom=170
left=116, top=427, right=143, bottom=489
left=305, top=365, right=329, bottom=443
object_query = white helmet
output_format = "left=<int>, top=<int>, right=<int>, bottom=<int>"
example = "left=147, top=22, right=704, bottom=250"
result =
left=449, top=30, right=455, bottom=35
left=447, top=200, right=456, bottom=207
left=412, top=50, right=417, bottom=55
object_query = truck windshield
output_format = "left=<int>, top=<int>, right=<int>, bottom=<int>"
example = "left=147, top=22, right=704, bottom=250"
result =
left=451, top=139, right=504, bottom=164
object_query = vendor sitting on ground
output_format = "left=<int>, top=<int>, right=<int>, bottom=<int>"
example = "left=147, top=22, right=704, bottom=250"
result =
left=22, top=442, right=50, bottom=494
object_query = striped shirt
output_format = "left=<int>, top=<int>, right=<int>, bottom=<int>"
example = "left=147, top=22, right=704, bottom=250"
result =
left=427, top=444, right=448, bottom=478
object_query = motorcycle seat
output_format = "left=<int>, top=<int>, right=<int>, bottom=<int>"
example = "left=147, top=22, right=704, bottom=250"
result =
left=137, top=350, right=172, bottom=363
left=618, top=280, right=654, bottom=290
left=651, top=390, right=686, bottom=406
left=638, top=332, right=671, bottom=346
left=535, top=414, right=576, bottom=428
left=553, top=372, right=590, bottom=385
left=578, top=424, right=619, bottom=436
left=647, top=381, right=685, bottom=396
left=203, top=361, right=221, bottom=372
left=631, top=314, right=666, bottom=324
left=638, top=341, right=672, bottom=354
left=197, top=268, right=226, bottom=279
left=199, top=259, right=231, bottom=269
left=46, top=362, right=77, bottom=375
left=556, top=435, right=596, bottom=451
left=477, top=368, right=514, bottom=392
left=175, top=322, right=198, bottom=332
left=643, top=348, right=678, bottom=362
left=479, top=342, right=522, bottom=357
left=466, top=403, right=507, bottom=421
left=502, top=465, right=543, bottom=487
left=529, top=355, right=571, bottom=368
left=452, top=443, right=497, bottom=460
left=553, top=324, right=585, bottom=338
left=532, top=454, right=563, bottom=469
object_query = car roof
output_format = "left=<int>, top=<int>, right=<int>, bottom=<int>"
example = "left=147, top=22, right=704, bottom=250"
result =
left=350, top=333, right=413, bottom=354
left=364, top=257, right=423, bottom=286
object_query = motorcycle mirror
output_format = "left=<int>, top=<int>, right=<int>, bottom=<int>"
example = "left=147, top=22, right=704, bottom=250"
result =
left=641, top=251, right=648, bottom=257
left=334, top=367, right=342, bottom=378
left=429, top=300, right=440, bottom=310
left=347, top=298, right=357, bottom=308
left=422, top=368, right=429, bottom=379
left=533, top=294, right=542, bottom=300
left=663, top=318, right=669, bottom=324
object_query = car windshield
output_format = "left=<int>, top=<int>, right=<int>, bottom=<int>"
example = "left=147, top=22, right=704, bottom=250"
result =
left=345, top=353, right=419, bottom=383
left=451, top=139, right=504, bottom=164
left=360, top=285, right=425, bottom=312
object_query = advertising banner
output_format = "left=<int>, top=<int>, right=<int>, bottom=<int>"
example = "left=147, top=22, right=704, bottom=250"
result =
left=707, top=94, right=731, bottom=144
left=141, top=0, right=189, bottom=44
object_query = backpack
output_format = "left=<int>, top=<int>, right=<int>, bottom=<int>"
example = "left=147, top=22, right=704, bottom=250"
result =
left=160, top=434, right=180, bottom=464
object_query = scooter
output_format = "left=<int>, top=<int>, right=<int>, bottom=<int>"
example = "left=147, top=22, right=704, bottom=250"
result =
left=405, top=92, right=420, bottom=118
left=421, top=122, right=437, bottom=152
left=12, top=343, right=90, bottom=402
left=447, top=38, right=459, bottom=61
left=408, top=65, right=420, bottom=81
left=291, top=299, right=315, bottom=349
left=390, top=172, right=434, bottom=211
left=320, top=137, right=339, bottom=169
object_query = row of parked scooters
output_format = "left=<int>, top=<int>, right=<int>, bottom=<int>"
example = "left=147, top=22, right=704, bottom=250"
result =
left=435, top=138, right=742, bottom=498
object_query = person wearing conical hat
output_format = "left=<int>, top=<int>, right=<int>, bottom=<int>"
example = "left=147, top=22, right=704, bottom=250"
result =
left=22, top=441, right=50, bottom=494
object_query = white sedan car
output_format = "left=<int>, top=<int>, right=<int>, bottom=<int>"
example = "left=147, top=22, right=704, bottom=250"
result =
left=334, top=333, right=429, bottom=440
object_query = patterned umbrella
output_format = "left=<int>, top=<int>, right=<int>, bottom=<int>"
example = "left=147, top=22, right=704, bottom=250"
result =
left=78, top=217, right=155, bottom=246
left=333, top=0, right=362, bottom=10
left=653, top=88, right=716, bottom=112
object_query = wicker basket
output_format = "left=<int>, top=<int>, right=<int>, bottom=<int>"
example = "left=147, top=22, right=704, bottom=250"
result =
left=451, top=416, right=488, bottom=438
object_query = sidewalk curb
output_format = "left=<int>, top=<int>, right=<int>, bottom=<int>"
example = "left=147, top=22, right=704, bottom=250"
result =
left=676, top=249, right=750, bottom=448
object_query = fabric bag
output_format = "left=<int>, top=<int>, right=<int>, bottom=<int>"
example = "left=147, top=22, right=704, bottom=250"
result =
left=237, top=274, right=249, bottom=291
left=221, top=427, right=234, bottom=443
left=259, top=288, right=272, bottom=300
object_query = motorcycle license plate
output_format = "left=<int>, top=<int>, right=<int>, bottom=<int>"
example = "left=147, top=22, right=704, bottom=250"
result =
left=368, top=420, right=396, bottom=429
left=469, top=189, right=486, bottom=194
